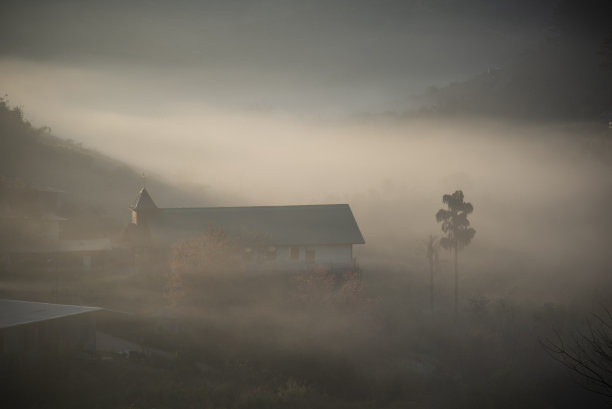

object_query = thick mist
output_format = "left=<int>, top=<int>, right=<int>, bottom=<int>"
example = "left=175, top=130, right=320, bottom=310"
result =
left=3, top=60, right=610, bottom=306
left=4, top=65, right=611, bottom=302
left=2, top=1, right=612, bottom=407
left=15, top=89, right=612, bottom=301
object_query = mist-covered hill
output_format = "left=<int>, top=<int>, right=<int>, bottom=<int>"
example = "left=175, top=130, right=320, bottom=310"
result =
left=0, top=97, right=216, bottom=236
left=419, top=0, right=612, bottom=121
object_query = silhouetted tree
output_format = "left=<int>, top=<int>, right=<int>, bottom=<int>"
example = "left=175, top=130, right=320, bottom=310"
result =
left=436, top=190, right=475, bottom=319
left=542, top=308, right=612, bottom=402
left=423, top=235, right=439, bottom=310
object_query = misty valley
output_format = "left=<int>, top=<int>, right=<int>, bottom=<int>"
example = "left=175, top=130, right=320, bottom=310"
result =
left=2, top=94, right=612, bottom=409
left=1, top=0, right=612, bottom=408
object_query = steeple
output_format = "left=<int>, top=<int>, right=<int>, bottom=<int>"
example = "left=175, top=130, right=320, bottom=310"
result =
left=129, top=187, right=157, bottom=211
left=129, top=187, right=158, bottom=226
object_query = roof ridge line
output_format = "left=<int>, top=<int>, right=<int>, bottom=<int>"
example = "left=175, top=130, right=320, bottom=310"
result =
left=161, top=204, right=350, bottom=210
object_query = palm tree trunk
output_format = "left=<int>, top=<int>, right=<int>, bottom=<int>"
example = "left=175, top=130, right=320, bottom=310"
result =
left=430, top=261, right=434, bottom=310
left=454, top=244, right=458, bottom=321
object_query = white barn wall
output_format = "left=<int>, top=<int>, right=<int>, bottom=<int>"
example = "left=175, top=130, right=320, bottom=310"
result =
left=249, top=244, right=354, bottom=271
left=308, top=244, right=353, bottom=265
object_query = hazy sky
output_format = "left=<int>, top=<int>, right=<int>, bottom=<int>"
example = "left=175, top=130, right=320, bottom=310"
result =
left=0, top=0, right=553, bottom=116
left=0, top=0, right=557, bottom=187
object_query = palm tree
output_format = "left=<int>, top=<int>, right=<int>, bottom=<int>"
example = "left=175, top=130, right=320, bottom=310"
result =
left=436, top=190, right=476, bottom=319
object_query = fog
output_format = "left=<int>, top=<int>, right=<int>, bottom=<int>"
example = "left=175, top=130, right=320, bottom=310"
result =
left=3, top=54, right=612, bottom=315
left=4, top=65, right=610, bottom=284
left=2, top=0, right=612, bottom=407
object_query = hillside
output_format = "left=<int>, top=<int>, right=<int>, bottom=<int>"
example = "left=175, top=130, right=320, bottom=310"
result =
left=419, top=0, right=612, bottom=121
left=0, top=97, right=212, bottom=238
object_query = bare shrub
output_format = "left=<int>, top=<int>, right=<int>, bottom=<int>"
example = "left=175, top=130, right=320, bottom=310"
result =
left=542, top=308, right=612, bottom=402
left=164, top=226, right=244, bottom=308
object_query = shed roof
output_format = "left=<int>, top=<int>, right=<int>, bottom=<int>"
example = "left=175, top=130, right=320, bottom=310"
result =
left=150, top=204, right=365, bottom=246
left=0, top=299, right=100, bottom=329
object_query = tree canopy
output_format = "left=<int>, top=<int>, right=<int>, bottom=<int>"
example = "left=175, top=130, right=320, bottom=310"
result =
left=435, top=190, right=476, bottom=251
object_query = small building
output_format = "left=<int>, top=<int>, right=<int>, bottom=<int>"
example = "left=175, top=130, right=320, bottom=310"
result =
left=0, top=179, right=126, bottom=272
left=8, top=238, right=113, bottom=271
left=124, top=188, right=365, bottom=271
left=0, top=182, right=67, bottom=245
left=0, top=299, right=100, bottom=367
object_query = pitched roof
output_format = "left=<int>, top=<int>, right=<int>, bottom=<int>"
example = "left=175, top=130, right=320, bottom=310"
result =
left=129, top=187, right=157, bottom=211
left=0, top=299, right=100, bottom=329
left=150, top=204, right=365, bottom=246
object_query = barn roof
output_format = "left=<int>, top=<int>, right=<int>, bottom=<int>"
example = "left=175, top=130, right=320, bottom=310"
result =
left=150, top=204, right=365, bottom=246
left=0, top=299, right=100, bottom=329
left=129, top=187, right=157, bottom=211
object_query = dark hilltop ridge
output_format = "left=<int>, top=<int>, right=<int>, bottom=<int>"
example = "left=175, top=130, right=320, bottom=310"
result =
left=423, top=1, right=612, bottom=121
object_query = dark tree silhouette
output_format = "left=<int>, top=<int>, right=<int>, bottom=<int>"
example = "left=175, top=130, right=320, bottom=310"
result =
left=436, top=190, right=475, bottom=319
left=541, top=309, right=612, bottom=402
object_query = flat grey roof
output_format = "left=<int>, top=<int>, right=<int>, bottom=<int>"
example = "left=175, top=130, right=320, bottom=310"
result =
left=0, top=299, right=100, bottom=329
left=151, top=204, right=366, bottom=246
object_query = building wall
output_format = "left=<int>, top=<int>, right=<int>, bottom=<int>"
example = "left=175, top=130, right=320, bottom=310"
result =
left=306, top=244, right=353, bottom=265
left=0, top=313, right=97, bottom=367
left=247, top=244, right=354, bottom=271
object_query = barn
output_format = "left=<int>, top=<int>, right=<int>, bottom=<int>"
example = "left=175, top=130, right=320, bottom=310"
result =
left=125, top=188, right=365, bottom=271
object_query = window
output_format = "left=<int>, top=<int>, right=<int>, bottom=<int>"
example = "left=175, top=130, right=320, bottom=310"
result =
left=305, top=249, right=315, bottom=264
left=290, top=246, right=299, bottom=260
